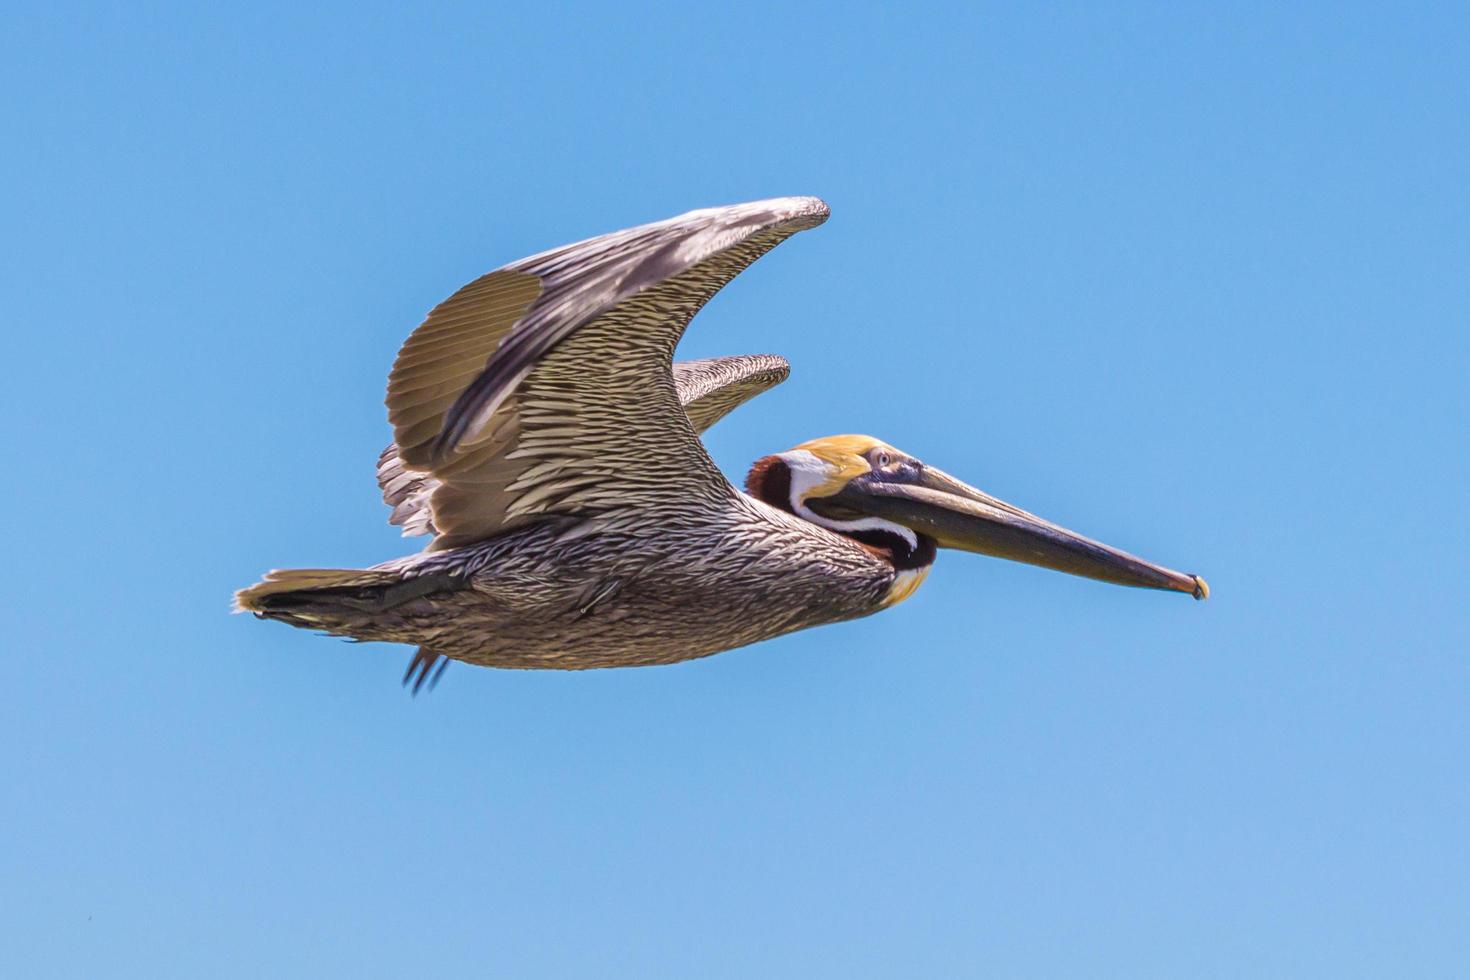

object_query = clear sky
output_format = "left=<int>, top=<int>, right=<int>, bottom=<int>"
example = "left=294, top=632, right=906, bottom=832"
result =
left=3, top=3, right=1467, bottom=977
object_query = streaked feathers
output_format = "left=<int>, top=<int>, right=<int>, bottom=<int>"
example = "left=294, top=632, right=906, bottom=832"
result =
left=377, top=353, right=790, bottom=540
left=383, top=197, right=827, bottom=550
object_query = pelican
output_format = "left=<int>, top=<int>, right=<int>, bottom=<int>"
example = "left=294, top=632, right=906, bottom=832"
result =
left=237, top=197, right=1206, bottom=688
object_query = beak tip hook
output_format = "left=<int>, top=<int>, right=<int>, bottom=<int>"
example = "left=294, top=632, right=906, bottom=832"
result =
left=1190, top=575, right=1210, bottom=601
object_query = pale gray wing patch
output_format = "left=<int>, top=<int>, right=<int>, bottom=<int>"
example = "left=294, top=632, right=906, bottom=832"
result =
left=378, top=353, right=792, bottom=538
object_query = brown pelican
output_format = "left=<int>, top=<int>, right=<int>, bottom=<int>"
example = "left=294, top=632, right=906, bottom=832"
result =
left=236, top=197, right=1206, bottom=688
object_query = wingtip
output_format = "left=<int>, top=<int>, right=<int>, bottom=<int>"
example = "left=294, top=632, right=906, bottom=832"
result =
left=694, top=195, right=830, bottom=231
left=777, top=195, right=830, bottom=227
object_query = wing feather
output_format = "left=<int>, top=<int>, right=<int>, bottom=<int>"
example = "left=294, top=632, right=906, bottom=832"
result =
left=377, top=353, right=791, bottom=539
left=384, top=197, right=826, bottom=549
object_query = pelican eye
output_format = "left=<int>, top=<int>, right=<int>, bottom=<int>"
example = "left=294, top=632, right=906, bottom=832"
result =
left=871, top=452, right=921, bottom=483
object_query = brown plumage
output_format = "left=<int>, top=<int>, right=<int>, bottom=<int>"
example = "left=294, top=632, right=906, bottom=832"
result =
left=237, top=197, right=1207, bottom=683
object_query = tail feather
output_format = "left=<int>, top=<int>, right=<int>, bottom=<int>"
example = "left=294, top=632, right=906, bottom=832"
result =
left=234, top=564, right=466, bottom=639
left=233, top=568, right=403, bottom=615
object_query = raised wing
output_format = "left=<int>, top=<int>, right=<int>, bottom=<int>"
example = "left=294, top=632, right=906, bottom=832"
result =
left=377, top=353, right=790, bottom=539
left=672, top=354, right=790, bottom=433
left=384, top=197, right=828, bottom=550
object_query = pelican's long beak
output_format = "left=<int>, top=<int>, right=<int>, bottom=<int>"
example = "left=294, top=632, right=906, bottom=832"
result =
left=824, top=467, right=1208, bottom=599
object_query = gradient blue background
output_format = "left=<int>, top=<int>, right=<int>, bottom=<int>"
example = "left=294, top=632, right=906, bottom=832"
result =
left=4, top=3, right=1467, bottom=976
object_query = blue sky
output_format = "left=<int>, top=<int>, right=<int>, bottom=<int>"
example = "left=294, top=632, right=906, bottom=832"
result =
left=3, top=2, right=1467, bottom=977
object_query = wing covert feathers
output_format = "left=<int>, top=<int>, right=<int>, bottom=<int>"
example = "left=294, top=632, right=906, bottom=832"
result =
left=377, top=353, right=790, bottom=538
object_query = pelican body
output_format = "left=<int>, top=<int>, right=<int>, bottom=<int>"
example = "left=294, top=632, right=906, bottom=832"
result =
left=237, top=198, right=1206, bottom=685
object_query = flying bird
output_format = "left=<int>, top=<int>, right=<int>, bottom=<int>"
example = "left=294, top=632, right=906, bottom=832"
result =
left=237, top=197, right=1206, bottom=688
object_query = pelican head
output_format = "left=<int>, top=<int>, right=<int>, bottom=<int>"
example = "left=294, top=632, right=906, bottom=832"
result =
left=746, top=434, right=1208, bottom=600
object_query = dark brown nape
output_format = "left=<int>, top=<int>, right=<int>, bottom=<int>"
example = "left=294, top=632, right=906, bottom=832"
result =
left=744, top=455, right=793, bottom=512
